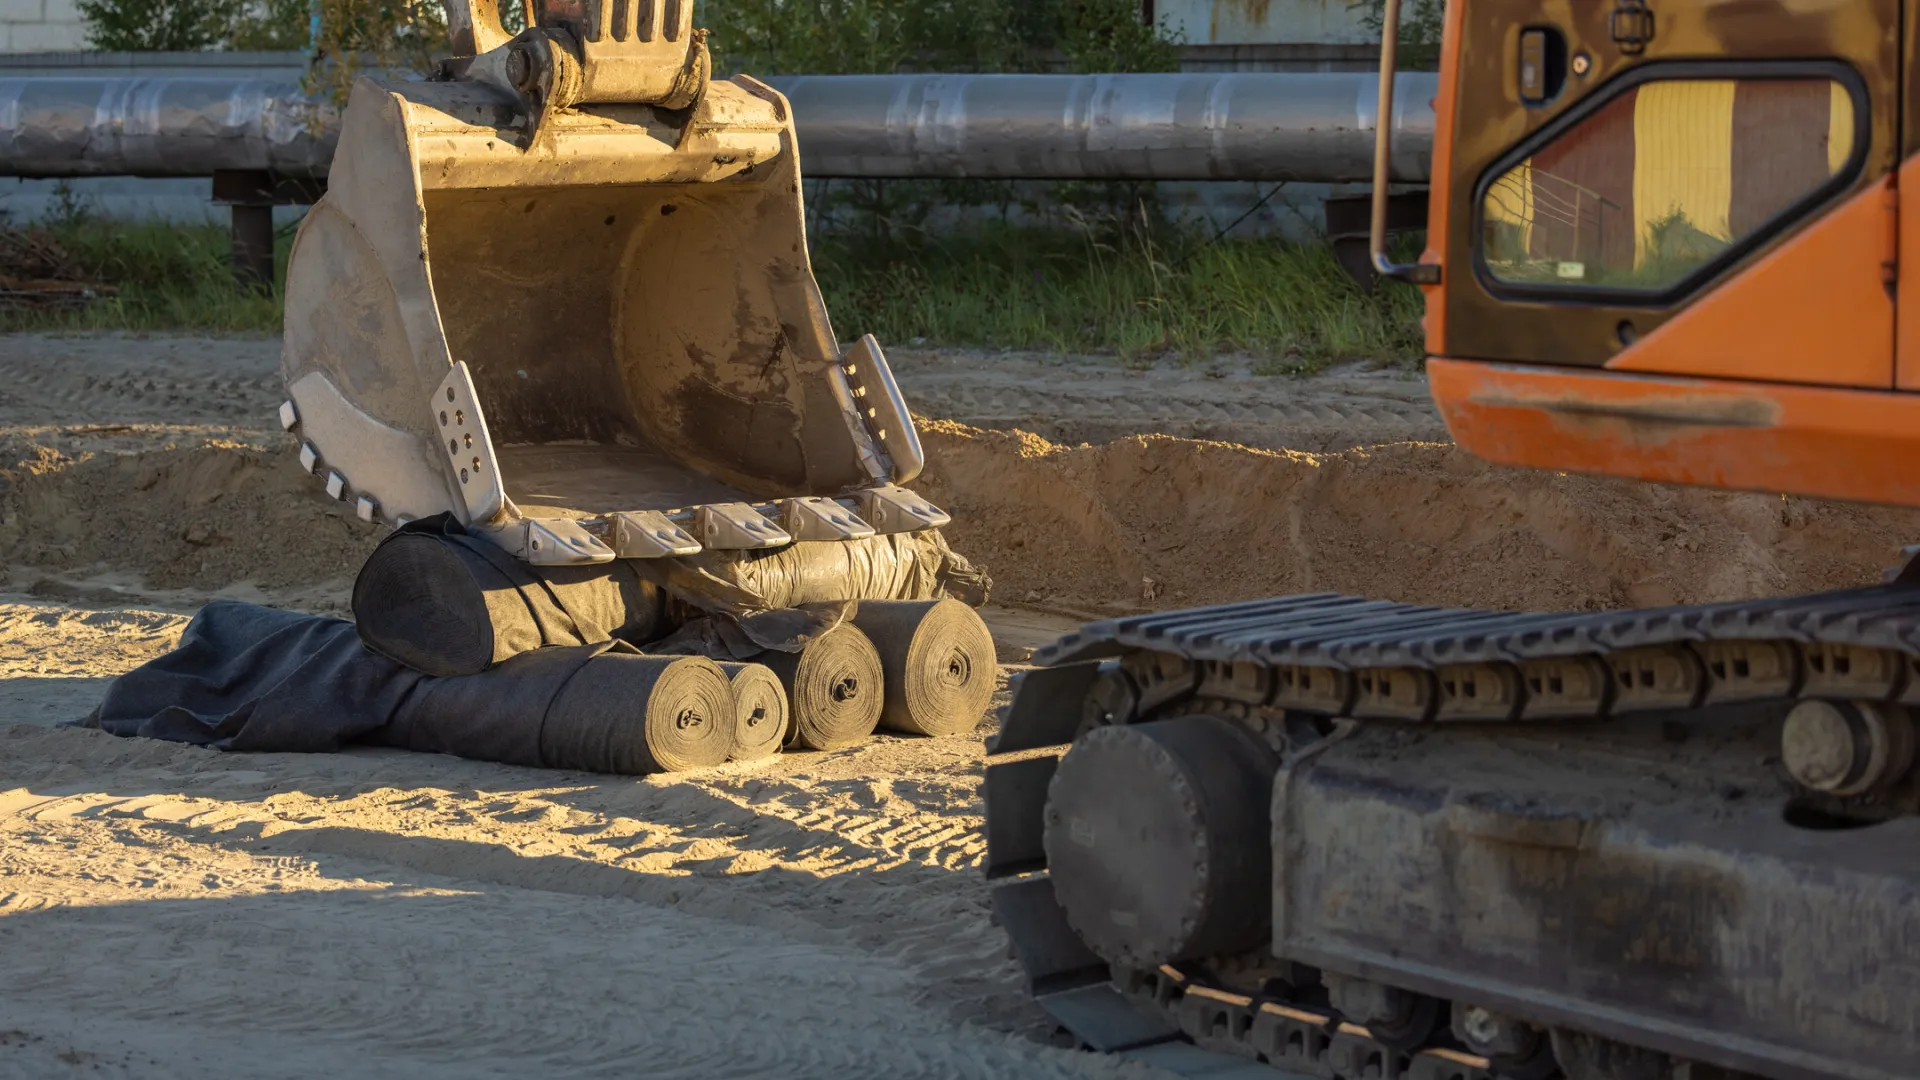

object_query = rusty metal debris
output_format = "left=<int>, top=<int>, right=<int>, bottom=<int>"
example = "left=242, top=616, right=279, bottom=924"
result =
left=0, top=226, right=115, bottom=311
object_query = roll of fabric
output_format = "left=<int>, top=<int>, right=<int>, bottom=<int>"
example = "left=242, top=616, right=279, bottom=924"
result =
left=88, top=601, right=729, bottom=776
left=540, top=653, right=735, bottom=773
left=719, top=661, right=788, bottom=761
left=373, top=645, right=732, bottom=774
left=756, top=623, right=884, bottom=751
left=370, top=640, right=606, bottom=768
left=353, top=514, right=667, bottom=676
left=852, top=599, right=998, bottom=737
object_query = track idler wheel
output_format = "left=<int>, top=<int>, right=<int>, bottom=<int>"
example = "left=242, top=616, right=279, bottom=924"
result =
left=1042, top=716, right=1278, bottom=969
left=1453, top=1004, right=1558, bottom=1080
left=1325, top=973, right=1443, bottom=1054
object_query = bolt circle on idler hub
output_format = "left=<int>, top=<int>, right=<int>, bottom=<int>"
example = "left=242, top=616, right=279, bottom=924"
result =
left=1042, top=716, right=1279, bottom=969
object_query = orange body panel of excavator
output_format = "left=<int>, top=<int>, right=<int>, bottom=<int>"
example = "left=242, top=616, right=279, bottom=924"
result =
left=1418, top=0, right=1920, bottom=508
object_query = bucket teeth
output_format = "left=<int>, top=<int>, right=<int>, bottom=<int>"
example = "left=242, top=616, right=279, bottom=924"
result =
left=612, top=510, right=703, bottom=558
left=782, top=496, right=876, bottom=542
left=478, top=517, right=616, bottom=566
left=857, top=484, right=950, bottom=533
left=278, top=400, right=299, bottom=432
left=356, top=495, right=379, bottom=523
left=696, top=503, right=791, bottom=550
left=324, top=471, right=348, bottom=500
left=298, top=441, right=320, bottom=474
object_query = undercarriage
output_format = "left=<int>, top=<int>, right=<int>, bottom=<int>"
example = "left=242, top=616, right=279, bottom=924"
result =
left=985, top=586, right=1920, bottom=1080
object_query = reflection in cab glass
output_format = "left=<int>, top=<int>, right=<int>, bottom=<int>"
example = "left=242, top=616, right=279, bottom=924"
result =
left=1482, top=78, right=1853, bottom=290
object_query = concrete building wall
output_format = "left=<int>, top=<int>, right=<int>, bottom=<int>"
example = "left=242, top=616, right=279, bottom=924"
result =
left=1155, top=0, right=1375, bottom=47
left=0, top=0, right=87, bottom=53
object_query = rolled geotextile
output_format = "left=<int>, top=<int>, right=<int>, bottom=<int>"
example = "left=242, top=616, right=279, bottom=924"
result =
left=353, top=519, right=665, bottom=677
left=541, top=653, right=735, bottom=773
left=757, top=623, right=885, bottom=752
left=367, top=642, right=728, bottom=774
left=719, top=662, right=789, bottom=762
left=851, top=599, right=998, bottom=737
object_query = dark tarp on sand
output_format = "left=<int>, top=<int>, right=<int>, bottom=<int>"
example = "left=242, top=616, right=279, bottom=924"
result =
left=78, top=600, right=719, bottom=773
left=83, top=601, right=423, bottom=753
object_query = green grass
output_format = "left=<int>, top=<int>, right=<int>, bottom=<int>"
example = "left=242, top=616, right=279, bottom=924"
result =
left=3, top=217, right=1424, bottom=369
left=814, top=225, right=1423, bottom=370
left=0, top=218, right=286, bottom=334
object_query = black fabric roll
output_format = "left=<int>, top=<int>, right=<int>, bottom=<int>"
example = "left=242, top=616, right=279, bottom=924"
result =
left=367, top=641, right=608, bottom=768
left=541, top=653, right=734, bottom=773
left=852, top=599, right=998, bottom=737
left=353, top=514, right=666, bottom=677
left=718, top=661, right=788, bottom=762
left=756, top=622, right=884, bottom=752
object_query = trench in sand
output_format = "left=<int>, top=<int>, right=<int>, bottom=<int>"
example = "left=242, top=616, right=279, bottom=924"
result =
left=1, top=421, right=1915, bottom=624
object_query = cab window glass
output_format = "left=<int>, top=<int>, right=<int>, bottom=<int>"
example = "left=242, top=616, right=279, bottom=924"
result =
left=1481, top=77, right=1855, bottom=290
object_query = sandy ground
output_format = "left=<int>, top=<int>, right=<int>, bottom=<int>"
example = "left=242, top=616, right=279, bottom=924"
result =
left=3, top=333, right=1919, bottom=1077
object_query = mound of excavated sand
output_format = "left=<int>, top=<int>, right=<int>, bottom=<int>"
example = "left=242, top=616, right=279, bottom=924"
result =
left=912, top=421, right=1920, bottom=615
left=2, top=425, right=1917, bottom=619
left=0, top=435, right=382, bottom=607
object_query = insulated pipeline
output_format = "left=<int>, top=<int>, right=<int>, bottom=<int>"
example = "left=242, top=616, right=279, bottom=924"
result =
left=0, top=76, right=338, bottom=179
left=763, top=72, right=1437, bottom=183
left=0, top=72, right=1436, bottom=183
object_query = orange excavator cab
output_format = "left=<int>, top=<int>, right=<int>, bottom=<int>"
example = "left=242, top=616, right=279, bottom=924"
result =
left=1411, top=0, right=1920, bottom=508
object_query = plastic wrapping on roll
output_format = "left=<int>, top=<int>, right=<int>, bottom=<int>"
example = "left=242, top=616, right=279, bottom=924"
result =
left=852, top=599, right=998, bottom=737
left=353, top=514, right=667, bottom=676
left=638, top=531, right=992, bottom=615
left=719, top=661, right=789, bottom=761
left=756, top=623, right=885, bottom=751
left=355, top=517, right=987, bottom=677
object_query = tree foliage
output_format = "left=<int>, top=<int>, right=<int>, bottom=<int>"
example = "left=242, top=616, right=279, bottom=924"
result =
left=81, top=0, right=1178, bottom=74
left=1347, top=0, right=1446, bottom=69
left=691, top=0, right=1180, bottom=76
left=78, top=0, right=240, bottom=51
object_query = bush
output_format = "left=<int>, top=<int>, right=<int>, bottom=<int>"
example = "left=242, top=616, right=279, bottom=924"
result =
left=693, top=0, right=1179, bottom=76
left=78, top=0, right=240, bottom=51
left=228, top=0, right=315, bottom=50
left=1348, top=0, right=1445, bottom=69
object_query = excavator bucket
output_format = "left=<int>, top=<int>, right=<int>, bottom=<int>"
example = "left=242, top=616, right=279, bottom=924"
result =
left=279, top=0, right=942, bottom=565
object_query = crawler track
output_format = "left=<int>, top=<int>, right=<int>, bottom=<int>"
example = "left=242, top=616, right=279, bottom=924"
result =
left=984, top=582, right=1920, bottom=1080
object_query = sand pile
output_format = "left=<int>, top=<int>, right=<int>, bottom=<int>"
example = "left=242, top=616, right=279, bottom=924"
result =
left=912, top=421, right=1920, bottom=615
left=0, top=435, right=382, bottom=604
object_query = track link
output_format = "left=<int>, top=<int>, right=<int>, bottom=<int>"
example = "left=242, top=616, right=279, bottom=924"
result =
left=985, top=582, right=1920, bottom=1080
